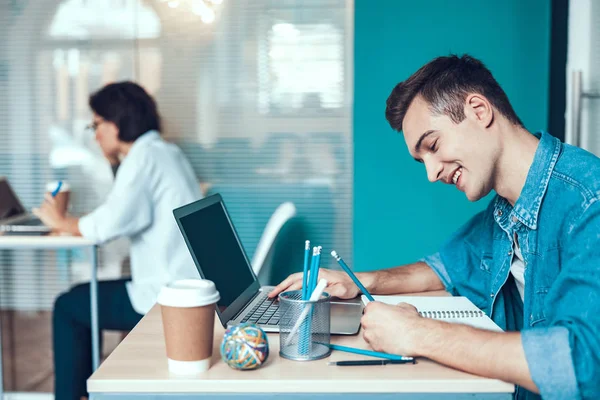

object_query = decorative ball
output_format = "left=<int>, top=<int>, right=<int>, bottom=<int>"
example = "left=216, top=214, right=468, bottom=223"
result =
left=220, top=323, right=269, bottom=370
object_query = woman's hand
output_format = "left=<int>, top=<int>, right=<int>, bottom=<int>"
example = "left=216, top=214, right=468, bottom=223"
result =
left=32, top=193, right=65, bottom=231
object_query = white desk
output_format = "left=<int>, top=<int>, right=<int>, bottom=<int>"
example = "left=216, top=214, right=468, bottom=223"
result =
left=0, top=235, right=99, bottom=397
left=88, top=298, right=514, bottom=399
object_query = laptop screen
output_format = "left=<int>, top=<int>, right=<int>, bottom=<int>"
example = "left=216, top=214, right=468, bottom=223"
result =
left=0, top=179, right=26, bottom=220
left=176, top=196, right=257, bottom=319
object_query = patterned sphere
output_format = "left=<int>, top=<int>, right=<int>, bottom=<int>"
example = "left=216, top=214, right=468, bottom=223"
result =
left=220, top=323, right=269, bottom=370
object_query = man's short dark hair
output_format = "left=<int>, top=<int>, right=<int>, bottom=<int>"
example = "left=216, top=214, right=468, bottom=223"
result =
left=89, top=81, right=161, bottom=142
left=385, top=54, right=523, bottom=132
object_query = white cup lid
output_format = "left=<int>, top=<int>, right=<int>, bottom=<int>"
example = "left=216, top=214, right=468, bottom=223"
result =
left=157, top=279, right=220, bottom=308
left=46, top=181, right=70, bottom=192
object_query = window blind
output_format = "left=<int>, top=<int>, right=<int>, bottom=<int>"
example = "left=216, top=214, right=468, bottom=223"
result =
left=0, top=0, right=354, bottom=311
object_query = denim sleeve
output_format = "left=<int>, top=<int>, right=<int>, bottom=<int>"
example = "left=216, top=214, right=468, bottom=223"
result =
left=522, top=327, right=579, bottom=399
left=521, top=201, right=600, bottom=399
left=421, top=252, right=455, bottom=294
left=420, top=200, right=496, bottom=304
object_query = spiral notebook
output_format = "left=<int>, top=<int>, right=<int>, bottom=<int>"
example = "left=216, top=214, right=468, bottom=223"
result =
left=362, top=295, right=503, bottom=332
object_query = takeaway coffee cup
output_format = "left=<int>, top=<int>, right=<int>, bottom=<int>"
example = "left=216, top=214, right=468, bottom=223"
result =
left=157, top=279, right=220, bottom=375
left=45, top=181, right=71, bottom=216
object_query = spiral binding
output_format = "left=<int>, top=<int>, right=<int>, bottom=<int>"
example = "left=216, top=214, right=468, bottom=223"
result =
left=418, top=310, right=484, bottom=319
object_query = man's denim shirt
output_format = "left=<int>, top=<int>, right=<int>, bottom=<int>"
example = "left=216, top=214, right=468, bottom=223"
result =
left=423, top=132, right=600, bottom=400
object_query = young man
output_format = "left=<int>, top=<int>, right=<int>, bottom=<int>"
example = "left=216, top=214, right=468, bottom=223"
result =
left=269, top=55, right=600, bottom=400
left=34, top=82, right=201, bottom=400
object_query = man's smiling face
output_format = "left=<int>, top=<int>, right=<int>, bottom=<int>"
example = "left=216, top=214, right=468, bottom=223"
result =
left=402, top=95, right=500, bottom=202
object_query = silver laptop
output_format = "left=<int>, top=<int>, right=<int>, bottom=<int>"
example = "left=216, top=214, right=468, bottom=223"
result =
left=173, top=193, right=362, bottom=334
left=0, top=177, right=50, bottom=234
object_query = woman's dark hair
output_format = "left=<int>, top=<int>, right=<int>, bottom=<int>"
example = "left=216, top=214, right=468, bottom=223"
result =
left=385, top=54, right=523, bottom=132
left=89, top=81, right=161, bottom=142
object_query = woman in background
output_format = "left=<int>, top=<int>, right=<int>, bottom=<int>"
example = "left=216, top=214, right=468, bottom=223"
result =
left=34, top=81, right=201, bottom=400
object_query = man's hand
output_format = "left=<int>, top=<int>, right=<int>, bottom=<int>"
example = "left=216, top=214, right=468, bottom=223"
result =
left=268, top=268, right=372, bottom=299
left=362, top=301, right=539, bottom=393
left=361, top=301, right=426, bottom=356
left=32, top=193, right=66, bottom=231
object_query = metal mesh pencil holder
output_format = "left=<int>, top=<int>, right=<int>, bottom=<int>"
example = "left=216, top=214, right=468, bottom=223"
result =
left=278, top=290, right=332, bottom=361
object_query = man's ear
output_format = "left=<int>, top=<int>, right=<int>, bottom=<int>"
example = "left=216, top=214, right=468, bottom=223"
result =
left=465, top=94, right=493, bottom=128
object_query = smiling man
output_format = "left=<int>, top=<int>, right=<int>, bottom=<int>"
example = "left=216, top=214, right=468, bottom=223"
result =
left=269, top=55, right=600, bottom=400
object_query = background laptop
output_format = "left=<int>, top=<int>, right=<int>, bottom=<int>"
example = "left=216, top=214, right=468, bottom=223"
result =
left=173, top=193, right=362, bottom=334
left=0, top=177, right=50, bottom=234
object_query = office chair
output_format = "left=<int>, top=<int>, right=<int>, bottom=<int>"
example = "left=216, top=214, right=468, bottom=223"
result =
left=251, top=202, right=297, bottom=285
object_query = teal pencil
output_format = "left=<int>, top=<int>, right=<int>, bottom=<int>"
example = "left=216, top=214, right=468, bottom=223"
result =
left=307, top=247, right=318, bottom=299
left=312, top=246, right=322, bottom=292
left=331, top=250, right=375, bottom=302
left=300, top=247, right=319, bottom=354
left=328, top=344, right=414, bottom=362
left=301, top=240, right=310, bottom=300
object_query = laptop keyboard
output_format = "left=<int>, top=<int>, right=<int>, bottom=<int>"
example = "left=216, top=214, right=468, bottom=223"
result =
left=13, top=217, right=43, bottom=226
left=240, top=293, right=281, bottom=326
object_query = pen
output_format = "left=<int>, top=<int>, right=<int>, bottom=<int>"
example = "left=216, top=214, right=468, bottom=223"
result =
left=330, top=250, right=375, bottom=302
left=51, top=181, right=63, bottom=197
left=328, top=359, right=416, bottom=366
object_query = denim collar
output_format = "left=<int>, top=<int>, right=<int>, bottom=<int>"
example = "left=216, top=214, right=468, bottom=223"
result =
left=494, top=131, right=562, bottom=230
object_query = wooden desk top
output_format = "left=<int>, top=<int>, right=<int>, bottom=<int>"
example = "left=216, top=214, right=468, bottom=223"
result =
left=0, top=234, right=94, bottom=249
left=88, top=291, right=514, bottom=394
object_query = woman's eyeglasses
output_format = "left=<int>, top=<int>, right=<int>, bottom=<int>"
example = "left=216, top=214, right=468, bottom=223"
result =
left=86, top=121, right=104, bottom=132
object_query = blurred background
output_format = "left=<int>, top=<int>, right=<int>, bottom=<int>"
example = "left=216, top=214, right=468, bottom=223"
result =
left=1, top=0, right=599, bottom=397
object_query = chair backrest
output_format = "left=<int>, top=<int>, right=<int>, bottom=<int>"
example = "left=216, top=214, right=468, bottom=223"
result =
left=207, top=183, right=335, bottom=283
left=251, top=202, right=297, bottom=284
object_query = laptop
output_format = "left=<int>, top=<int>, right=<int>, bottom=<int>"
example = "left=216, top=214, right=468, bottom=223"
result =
left=173, top=193, right=362, bottom=334
left=0, top=177, right=50, bottom=235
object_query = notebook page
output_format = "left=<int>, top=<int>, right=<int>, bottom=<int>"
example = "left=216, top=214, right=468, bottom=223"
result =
left=362, top=295, right=502, bottom=332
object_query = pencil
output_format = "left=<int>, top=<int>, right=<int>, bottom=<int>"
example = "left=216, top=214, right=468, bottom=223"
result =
left=328, top=344, right=414, bottom=361
left=302, top=240, right=310, bottom=300
left=330, top=250, right=375, bottom=302
left=307, top=247, right=319, bottom=300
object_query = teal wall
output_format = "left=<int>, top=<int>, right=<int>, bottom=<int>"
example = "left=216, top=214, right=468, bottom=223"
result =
left=353, top=0, right=551, bottom=271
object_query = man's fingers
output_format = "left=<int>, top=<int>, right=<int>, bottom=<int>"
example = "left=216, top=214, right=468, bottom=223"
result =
left=363, top=301, right=378, bottom=313
left=268, top=274, right=300, bottom=298
left=362, top=329, right=372, bottom=345
left=268, top=285, right=288, bottom=298
left=396, top=302, right=418, bottom=312
left=360, top=314, right=368, bottom=328
left=287, top=282, right=303, bottom=292
left=324, top=284, right=346, bottom=298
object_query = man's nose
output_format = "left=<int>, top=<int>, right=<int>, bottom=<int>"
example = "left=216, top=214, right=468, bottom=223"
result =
left=425, top=160, right=443, bottom=183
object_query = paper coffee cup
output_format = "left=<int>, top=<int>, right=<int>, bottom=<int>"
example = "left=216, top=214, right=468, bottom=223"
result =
left=45, top=181, right=71, bottom=216
left=157, top=279, right=220, bottom=375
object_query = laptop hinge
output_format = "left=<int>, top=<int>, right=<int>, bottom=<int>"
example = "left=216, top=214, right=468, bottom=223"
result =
left=232, top=290, right=263, bottom=320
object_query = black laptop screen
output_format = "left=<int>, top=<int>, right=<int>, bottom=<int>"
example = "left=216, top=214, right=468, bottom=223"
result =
left=178, top=201, right=255, bottom=313
left=0, top=179, right=26, bottom=220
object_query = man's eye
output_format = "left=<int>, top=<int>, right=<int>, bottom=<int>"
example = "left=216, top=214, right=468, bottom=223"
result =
left=430, top=139, right=438, bottom=152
